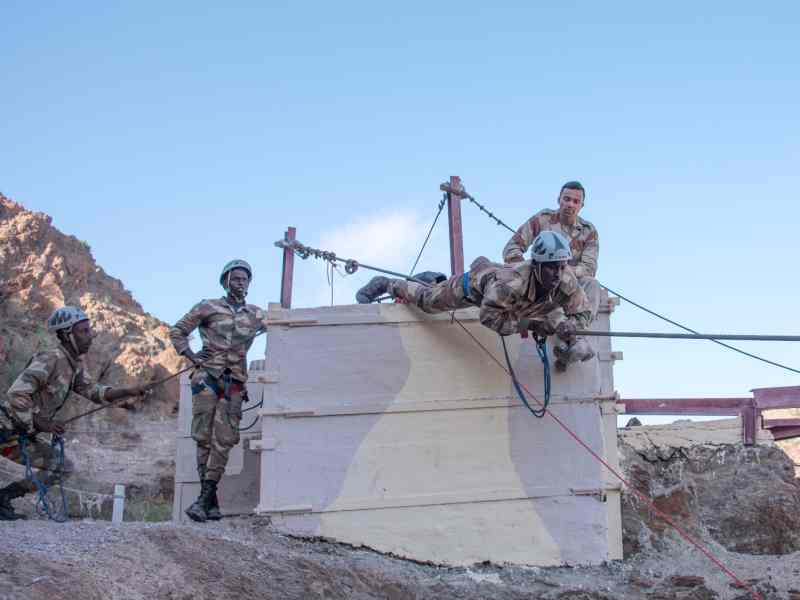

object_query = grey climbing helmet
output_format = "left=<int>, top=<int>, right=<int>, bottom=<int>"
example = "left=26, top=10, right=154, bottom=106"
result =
left=530, top=231, right=572, bottom=263
left=47, top=306, right=89, bottom=332
left=219, top=259, right=253, bottom=287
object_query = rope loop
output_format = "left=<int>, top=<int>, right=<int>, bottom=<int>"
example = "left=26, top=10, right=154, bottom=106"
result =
left=344, top=260, right=359, bottom=274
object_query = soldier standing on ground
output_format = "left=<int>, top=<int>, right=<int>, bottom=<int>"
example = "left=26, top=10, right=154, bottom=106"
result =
left=502, top=181, right=601, bottom=322
left=170, top=260, right=266, bottom=523
left=0, top=306, right=151, bottom=521
left=356, top=231, right=595, bottom=371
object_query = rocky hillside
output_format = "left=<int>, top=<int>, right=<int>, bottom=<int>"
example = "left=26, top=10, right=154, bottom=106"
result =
left=0, top=193, right=183, bottom=414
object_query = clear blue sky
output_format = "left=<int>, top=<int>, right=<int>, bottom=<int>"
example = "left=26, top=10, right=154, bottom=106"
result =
left=2, top=2, right=798, bottom=414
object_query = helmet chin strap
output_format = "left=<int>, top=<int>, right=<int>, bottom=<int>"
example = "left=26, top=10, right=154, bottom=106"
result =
left=229, top=288, right=247, bottom=303
left=62, top=330, right=82, bottom=357
left=532, top=261, right=543, bottom=285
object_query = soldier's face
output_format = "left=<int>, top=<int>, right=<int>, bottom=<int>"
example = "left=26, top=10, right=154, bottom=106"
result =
left=227, top=268, right=251, bottom=298
left=71, top=320, right=93, bottom=354
left=539, top=261, right=565, bottom=292
left=558, top=189, right=584, bottom=220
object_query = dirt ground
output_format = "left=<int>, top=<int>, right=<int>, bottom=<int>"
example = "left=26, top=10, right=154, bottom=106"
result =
left=1, top=516, right=798, bottom=600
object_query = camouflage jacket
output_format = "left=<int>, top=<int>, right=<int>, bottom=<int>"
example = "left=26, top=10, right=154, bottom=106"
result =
left=169, top=297, right=266, bottom=382
left=502, top=209, right=599, bottom=278
left=0, top=345, right=110, bottom=434
left=467, top=257, right=592, bottom=337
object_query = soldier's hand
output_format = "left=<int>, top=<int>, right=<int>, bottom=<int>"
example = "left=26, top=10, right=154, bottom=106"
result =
left=128, top=383, right=156, bottom=398
left=555, top=321, right=577, bottom=343
left=183, top=349, right=210, bottom=365
left=34, top=415, right=65, bottom=435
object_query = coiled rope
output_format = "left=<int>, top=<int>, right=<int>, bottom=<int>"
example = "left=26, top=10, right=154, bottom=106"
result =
left=19, top=434, right=69, bottom=522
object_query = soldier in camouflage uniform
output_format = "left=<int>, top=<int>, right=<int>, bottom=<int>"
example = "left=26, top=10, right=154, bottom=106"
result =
left=502, top=181, right=601, bottom=321
left=0, top=306, right=151, bottom=521
left=357, top=232, right=594, bottom=370
left=170, top=259, right=266, bottom=522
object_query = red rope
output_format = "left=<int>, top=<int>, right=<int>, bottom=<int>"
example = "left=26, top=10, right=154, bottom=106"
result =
left=453, top=321, right=764, bottom=600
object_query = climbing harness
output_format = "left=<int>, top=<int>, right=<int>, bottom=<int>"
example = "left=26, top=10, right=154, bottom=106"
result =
left=19, top=433, right=69, bottom=522
left=188, top=368, right=261, bottom=433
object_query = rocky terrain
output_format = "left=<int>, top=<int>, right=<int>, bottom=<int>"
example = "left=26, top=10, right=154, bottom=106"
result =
left=1, top=421, right=798, bottom=600
left=0, top=513, right=796, bottom=600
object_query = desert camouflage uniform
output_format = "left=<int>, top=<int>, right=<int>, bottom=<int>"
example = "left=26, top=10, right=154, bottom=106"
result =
left=0, top=345, right=109, bottom=490
left=390, top=257, right=591, bottom=337
left=169, top=297, right=266, bottom=482
left=502, top=209, right=601, bottom=320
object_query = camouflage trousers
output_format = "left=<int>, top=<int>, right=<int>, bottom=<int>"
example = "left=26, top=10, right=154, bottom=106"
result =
left=579, top=276, right=601, bottom=323
left=189, top=370, right=244, bottom=483
left=390, top=275, right=473, bottom=314
left=392, top=275, right=601, bottom=319
left=0, top=429, right=74, bottom=493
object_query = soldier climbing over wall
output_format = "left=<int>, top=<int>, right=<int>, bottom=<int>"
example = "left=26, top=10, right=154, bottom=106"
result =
left=0, top=306, right=152, bottom=521
left=503, top=181, right=601, bottom=323
left=356, top=231, right=594, bottom=371
left=169, top=260, right=266, bottom=523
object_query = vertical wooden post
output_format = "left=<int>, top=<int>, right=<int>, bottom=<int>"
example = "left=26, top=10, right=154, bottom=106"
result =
left=446, top=175, right=465, bottom=276
left=280, top=226, right=296, bottom=309
left=741, top=403, right=757, bottom=446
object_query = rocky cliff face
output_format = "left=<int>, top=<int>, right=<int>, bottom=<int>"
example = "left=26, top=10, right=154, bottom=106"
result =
left=619, top=421, right=800, bottom=558
left=0, top=193, right=183, bottom=413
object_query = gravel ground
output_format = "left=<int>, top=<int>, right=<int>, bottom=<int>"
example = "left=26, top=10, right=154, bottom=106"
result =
left=1, top=517, right=798, bottom=600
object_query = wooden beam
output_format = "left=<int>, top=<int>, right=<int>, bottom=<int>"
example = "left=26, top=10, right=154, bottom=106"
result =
left=280, top=226, right=296, bottom=309
left=445, top=175, right=464, bottom=276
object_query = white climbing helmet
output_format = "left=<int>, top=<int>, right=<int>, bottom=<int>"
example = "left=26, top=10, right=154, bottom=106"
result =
left=47, top=305, right=89, bottom=332
left=530, top=231, right=572, bottom=263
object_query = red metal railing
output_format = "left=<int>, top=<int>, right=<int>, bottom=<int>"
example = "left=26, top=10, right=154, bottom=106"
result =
left=619, top=386, right=800, bottom=445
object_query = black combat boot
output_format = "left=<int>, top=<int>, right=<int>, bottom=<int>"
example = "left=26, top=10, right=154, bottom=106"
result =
left=0, top=482, right=29, bottom=521
left=410, top=271, right=446, bottom=285
left=205, top=483, right=222, bottom=521
left=185, top=479, right=216, bottom=523
left=355, top=277, right=391, bottom=304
